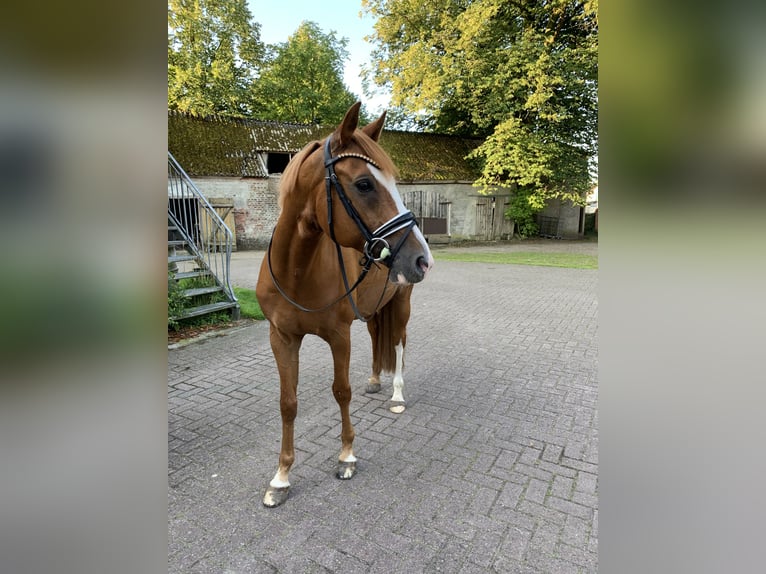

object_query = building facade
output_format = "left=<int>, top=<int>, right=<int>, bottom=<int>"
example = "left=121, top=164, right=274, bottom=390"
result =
left=168, top=111, right=585, bottom=249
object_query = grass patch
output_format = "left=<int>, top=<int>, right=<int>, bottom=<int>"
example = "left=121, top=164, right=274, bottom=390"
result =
left=434, top=251, right=598, bottom=269
left=234, top=286, right=265, bottom=320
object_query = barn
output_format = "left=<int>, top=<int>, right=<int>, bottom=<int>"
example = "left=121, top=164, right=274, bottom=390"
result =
left=168, top=110, right=585, bottom=250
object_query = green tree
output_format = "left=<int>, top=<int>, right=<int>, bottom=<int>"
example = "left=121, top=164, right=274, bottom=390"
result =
left=252, top=21, right=362, bottom=124
left=168, top=0, right=264, bottom=116
left=363, top=0, right=598, bottom=235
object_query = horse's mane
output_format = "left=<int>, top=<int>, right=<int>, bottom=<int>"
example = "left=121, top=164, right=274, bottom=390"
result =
left=278, top=130, right=398, bottom=211
left=277, top=141, right=321, bottom=211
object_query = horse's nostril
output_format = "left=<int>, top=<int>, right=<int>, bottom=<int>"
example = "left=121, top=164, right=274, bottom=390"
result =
left=416, top=256, right=429, bottom=275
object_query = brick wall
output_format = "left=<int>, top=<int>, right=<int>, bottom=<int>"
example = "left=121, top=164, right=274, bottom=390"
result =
left=191, top=176, right=279, bottom=250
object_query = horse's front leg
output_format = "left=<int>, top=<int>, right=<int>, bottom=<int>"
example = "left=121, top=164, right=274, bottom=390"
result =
left=263, top=325, right=303, bottom=508
left=326, top=327, right=357, bottom=480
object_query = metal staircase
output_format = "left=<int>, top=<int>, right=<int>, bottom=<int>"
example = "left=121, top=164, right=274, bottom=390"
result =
left=168, top=152, right=239, bottom=322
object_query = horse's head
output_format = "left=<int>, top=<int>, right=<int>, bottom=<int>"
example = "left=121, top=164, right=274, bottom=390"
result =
left=313, top=102, right=433, bottom=285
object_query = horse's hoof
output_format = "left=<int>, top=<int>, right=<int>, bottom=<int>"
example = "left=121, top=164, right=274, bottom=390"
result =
left=389, top=402, right=405, bottom=414
left=337, top=460, right=357, bottom=480
left=365, top=382, right=381, bottom=394
left=263, top=486, right=290, bottom=507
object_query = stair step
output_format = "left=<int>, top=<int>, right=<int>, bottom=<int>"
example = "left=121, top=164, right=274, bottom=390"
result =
left=172, top=270, right=210, bottom=280
left=168, top=254, right=198, bottom=263
left=168, top=239, right=187, bottom=247
left=173, top=301, right=239, bottom=320
left=182, top=286, right=223, bottom=298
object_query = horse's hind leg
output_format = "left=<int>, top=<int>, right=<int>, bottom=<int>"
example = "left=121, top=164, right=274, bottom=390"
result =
left=365, top=318, right=382, bottom=394
left=389, top=287, right=412, bottom=414
left=326, top=327, right=357, bottom=480
left=263, top=325, right=303, bottom=508
left=367, top=286, right=412, bottom=413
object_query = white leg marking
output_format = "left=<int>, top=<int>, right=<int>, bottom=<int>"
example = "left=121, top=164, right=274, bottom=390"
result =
left=339, top=453, right=357, bottom=463
left=391, top=342, right=405, bottom=403
left=269, top=470, right=290, bottom=489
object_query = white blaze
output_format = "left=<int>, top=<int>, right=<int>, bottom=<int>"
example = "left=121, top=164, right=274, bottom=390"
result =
left=368, top=165, right=434, bottom=268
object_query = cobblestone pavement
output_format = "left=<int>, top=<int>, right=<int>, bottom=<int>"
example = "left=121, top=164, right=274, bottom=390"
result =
left=169, top=240, right=598, bottom=573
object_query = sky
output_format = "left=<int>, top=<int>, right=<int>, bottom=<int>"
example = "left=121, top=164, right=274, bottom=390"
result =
left=246, top=0, right=391, bottom=114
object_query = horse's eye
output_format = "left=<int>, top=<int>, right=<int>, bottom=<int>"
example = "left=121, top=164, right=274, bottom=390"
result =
left=355, top=179, right=374, bottom=193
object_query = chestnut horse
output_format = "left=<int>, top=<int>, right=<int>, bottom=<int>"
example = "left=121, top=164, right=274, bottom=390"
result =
left=255, top=102, right=433, bottom=507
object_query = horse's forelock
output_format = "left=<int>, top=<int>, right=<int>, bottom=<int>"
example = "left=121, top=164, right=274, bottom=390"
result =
left=349, top=131, right=398, bottom=179
left=279, top=132, right=398, bottom=212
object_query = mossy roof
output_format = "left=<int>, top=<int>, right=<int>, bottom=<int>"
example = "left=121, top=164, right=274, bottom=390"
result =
left=168, top=110, right=481, bottom=181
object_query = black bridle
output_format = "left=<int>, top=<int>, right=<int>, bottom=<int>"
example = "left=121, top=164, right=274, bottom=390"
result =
left=267, top=137, right=418, bottom=321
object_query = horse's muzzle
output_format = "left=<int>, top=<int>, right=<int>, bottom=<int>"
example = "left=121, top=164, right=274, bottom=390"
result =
left=389, top=234, right=433, bottom=285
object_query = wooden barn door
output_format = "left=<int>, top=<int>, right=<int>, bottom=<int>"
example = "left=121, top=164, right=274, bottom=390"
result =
left=475, top=196, right=512, bottom=240
left=402, top=190, right=451, bottom=242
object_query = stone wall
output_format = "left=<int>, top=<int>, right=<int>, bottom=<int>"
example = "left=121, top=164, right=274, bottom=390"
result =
left=397, top=181, right=484, bottom=240
left=538, top=197, right=585, bottom=239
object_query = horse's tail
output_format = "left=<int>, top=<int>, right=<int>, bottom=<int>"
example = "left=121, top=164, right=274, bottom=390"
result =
left=370, top=287, right=411, bottom=374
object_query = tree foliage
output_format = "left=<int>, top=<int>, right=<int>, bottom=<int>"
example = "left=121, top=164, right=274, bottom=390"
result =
left=363, top=0, right=598, bottom=235
left=251, top=21, right=363, bottom=125
left=168, top=7, right=365, bottom=125
left=168, top=0, right=264, bottom=116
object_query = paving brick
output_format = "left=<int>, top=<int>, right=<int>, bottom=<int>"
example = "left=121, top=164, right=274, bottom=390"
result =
left=492, top=449, right=520, bottom=472
left=561, top=513, right=590, bottom=548
left=524, top=477, right=550, bottom=505
left=517, top=500, right=567, bottom=526
left=494, top=481, right=522, bottom=509
left=557, top=542, right=598, bottom=571
left=539, top=459, right=578, bottom=478
left=470, top=486, right=499, bottom=517
left=546, top=495, right=594, bottom=521
left=514, top=462, right=555, bottom=483
left=168, top=245, right=598, bottom=573
left=560, top=456, right=598, bottom=474
left=552, top=475, right=575, bottom=500
left=542, top=442, right=565, bottom=463
left=571, top=490, right=598, bottom=509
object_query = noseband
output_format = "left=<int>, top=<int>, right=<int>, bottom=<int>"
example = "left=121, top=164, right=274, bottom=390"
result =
left=267, top=137, right=419, bottom=321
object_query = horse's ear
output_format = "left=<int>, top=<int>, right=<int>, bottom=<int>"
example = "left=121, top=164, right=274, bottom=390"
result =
left=336, top=102, right=362, bottom=147
left=361, top=110, right=387, bottom=142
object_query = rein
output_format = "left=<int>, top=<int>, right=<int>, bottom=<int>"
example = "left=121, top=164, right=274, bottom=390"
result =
left=267, top=137, right=418, bottom=321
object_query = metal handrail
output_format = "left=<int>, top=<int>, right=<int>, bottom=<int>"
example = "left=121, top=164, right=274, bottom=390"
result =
left=168, top=152, right=237, bottom=303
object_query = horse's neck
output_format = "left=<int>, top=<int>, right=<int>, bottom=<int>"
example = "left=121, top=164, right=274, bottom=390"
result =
left=272, top=211, right=368, bottom=289
left=272, top=210, right=335, bottom=273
